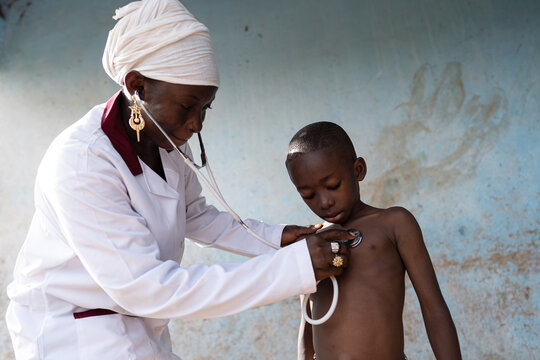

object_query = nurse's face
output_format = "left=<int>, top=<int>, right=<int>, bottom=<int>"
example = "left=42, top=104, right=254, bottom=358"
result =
left=139, top=78, right=217, bottom=150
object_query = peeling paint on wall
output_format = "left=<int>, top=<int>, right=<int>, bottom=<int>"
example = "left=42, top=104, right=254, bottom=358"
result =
left=370, top=62, right=509, bottom=207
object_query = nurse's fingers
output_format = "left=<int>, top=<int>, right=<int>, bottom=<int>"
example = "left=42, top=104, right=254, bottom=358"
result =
left=309, top=252, right=349, bottom=280
left=322, top=242, right=350, bottom=277
left=281, top=224, right=323, bottom=247
left=313, top=229, right=357, bottom=242
left=305, top=231, right=352, bottom=281
left=329, top=254, right=349, bottom=273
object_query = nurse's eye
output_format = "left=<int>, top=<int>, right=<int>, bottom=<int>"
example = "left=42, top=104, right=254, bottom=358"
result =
left=327, top=181, right=341, bottom=190
left=181, top=104, right=193, bottom=111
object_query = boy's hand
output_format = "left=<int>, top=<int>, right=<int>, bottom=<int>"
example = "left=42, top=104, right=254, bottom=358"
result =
left=281, top=224, right=323, bottom=247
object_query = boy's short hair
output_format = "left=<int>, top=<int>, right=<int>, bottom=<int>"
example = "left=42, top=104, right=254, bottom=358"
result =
left=286, top=121, right=357, bottom=164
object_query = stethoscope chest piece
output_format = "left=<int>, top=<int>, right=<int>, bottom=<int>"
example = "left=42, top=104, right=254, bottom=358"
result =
left=347, top=229, right=363, bottom=248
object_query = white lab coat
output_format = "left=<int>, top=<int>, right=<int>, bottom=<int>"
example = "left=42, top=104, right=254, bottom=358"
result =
left=6, top=92, right=316, bottom=359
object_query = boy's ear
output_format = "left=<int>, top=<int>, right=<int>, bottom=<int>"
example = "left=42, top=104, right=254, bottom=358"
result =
left=354, top=157, right=367, bottom=181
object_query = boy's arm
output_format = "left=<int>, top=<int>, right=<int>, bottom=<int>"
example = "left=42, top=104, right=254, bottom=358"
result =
left=392, top=207, right=462, bottom=360
left=298, top=295, right=315, bottom=360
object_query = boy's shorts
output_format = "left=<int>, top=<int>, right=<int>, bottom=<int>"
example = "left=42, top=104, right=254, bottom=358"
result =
left=313, top=354, right=408, bottom=359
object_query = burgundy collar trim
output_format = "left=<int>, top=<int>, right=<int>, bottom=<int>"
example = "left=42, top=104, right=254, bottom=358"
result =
left=101, top=91, right=143, bottom=176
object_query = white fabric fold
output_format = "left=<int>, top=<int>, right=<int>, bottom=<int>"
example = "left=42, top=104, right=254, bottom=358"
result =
left=103, top=0, right=219, bottom=87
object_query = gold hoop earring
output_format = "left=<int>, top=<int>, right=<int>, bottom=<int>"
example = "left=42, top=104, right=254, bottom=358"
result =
left=129, top=95, right=145, bottom=142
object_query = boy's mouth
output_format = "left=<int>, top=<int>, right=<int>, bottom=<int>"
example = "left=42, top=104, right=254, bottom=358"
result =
left=323, top=211, right=344, bottom=223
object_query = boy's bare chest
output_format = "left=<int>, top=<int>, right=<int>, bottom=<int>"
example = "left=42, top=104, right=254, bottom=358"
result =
left=315, top=218, right=404, bottom=297
left=344, top=219, right=401, bottom=272
left=310, top=216, right=407, bottom=358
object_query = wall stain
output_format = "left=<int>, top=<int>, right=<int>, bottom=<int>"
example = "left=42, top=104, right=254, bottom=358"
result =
left=366, top=62, right=509, bottom=207
left=437, top=245, right=538, bottom=275
left=436, top=227, right=538, bottom=276
left=0, top=0, right=31, bottom=22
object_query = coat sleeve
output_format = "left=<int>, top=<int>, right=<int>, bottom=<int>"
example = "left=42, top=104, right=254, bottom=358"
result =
left=181, top=146, right=284, bottom=257
left=41, top=140, right=316, bottom=320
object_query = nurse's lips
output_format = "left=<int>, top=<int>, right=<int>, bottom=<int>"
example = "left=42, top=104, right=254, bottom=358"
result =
left=323, top=211, right=344, bottom=223
left=172, top=134, right=189, bottom=143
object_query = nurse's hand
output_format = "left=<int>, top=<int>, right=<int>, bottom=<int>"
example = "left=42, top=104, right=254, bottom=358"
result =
left=281, top=224, right=323, bottom=247
left=305, top=229, right=354, bottom=281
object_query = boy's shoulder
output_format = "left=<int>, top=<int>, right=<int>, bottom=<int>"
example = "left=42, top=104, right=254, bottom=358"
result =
left=378, top=206, right=416, bottom=221
left=356, top=205, right=416, bottom=225
left=376, top=205, right=418, bottom=228
left=373, top=206, right=421, bottom=244
left=348, top=205, right=418, bottom=238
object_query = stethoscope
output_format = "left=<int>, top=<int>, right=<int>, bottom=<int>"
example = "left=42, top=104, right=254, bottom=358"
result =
left=133, top=90, right=360, bottom=325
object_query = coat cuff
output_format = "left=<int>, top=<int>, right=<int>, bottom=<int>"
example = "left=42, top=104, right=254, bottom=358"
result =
left=288, top=239, right=317, bottom=294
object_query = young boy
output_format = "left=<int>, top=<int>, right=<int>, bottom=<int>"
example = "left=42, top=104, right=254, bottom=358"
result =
left=286, top=122, right=461, bottom=360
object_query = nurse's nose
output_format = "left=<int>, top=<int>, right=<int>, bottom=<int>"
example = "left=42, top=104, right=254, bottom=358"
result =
left=187, top=112, right=204, bottom=133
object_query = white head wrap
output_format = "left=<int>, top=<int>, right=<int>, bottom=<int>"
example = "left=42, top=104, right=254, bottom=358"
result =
left=102, top=0, right=219, bottom=87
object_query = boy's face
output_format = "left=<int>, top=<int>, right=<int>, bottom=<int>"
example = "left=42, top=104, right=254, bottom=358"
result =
left=287, top=148, right=364, bottom=225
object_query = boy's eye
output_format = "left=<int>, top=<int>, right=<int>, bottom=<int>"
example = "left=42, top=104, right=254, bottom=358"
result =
left=300, top=192, right=314, bottom=200
left=181, top=104, right=193, bottom=111
left=327, top=181, right=341, bottom=190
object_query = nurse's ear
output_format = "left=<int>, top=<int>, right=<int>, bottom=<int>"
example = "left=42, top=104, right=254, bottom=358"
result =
left=124, top=70, right=146, bottom=100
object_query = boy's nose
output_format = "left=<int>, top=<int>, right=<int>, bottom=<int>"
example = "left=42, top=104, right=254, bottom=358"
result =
left=319, top=194, right=334, bottom=210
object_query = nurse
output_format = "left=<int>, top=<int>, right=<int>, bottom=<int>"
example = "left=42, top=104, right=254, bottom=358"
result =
left=6, top=0, right=352, bottom=358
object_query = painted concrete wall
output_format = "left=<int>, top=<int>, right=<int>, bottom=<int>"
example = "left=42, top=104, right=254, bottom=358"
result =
left=1, top=0, right=538, bottom=358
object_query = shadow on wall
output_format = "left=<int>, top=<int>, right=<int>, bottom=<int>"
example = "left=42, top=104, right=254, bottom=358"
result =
left=0, top=0, right=34, bottom=65
left=370, top=62, right=508, bottom=207
left=0, top=1, right=32, bottom=23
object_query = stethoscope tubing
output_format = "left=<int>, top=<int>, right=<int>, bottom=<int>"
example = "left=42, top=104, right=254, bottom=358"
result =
left=133, top=91, right=280, bottom=252
left=132, top=90, right=337, bottom=324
